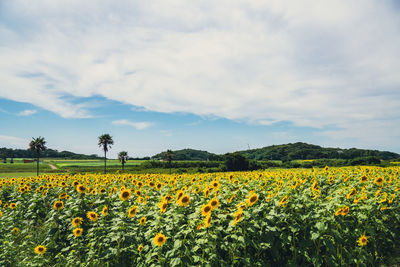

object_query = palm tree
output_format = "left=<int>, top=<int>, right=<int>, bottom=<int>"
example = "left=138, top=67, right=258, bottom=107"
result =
left=118, top=151, right=128, bottom=172
left=165, top=149, right=173, bottom=174
left=98, top=134, right=114, bottom=174
left=29, top=137, right=46, bottom=176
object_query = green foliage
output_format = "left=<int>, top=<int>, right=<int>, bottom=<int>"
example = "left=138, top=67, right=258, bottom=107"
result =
left=152, top=149, right=222, bottom=161
left=239, top=142, right=399, bottom=161
left=224, top=152, right=249, bottom=171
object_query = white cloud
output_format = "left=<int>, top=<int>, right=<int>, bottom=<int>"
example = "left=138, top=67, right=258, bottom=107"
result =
left=0, top=135, right=27, bottom=148
left=112, top=119, right=153, bottom=130
left=0, top=0, right=399, bottom=145
left=17, top=109, right=37, bottom=116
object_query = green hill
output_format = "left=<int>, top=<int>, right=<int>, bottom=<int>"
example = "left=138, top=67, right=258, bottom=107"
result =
left=0, top=147, right=100, bottom=159
left=151, top=149, right=220, bottom=161
left=237, top=142, right=399, bottom=161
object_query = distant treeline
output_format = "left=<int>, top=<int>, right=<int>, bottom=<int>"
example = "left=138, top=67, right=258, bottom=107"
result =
left=237, top=142, right=399, bottom=161
left=0, top=147, right=101, bottom=159
left=151, top=143, right=399, bottom=162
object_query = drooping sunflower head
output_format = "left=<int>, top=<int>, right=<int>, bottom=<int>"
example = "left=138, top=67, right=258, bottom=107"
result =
left=71, top=217, right=83, bottom=227
left=139, top=216, right=146, bottom=225
left=205, top=214, right=212, bottom=228
left=73, top=228, right=83, bottom=237
left=341, top=206, right=350, bottom=216
left=159, top=201, right=168, bottom=213
left=34, top=245, right=47, bottom=255
left=53, top=200, right=64, bottom=210
left=138, top=244, right=144, bottom=252
left=128, top=206, right=138, bottom=218
left=12, top=227, right=19, bottom=234
left=153, top=233, right=167, bottom=246
left=346, top=188, right=357, bottom=199
left=175, top=190, right=184, bottom=202
left=86, top=211, right=98, bottom=222
left=102, top=206, right=108, bottom=216
left=59, top=193, right=68, bottom=199
left=120, top=189, right=132, bottom=201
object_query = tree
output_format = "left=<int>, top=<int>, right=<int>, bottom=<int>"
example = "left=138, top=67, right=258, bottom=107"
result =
left=98, top=134, right=114, bottom=174
left=118, top=151, right=128, bottom=171
left=165, top=149, right=173, bottom=174
left=29, top=136, right=47, bottom=176
left=224, top=152, right=249, bottom=171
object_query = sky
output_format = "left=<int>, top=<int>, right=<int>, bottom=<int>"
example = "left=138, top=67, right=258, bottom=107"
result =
left=1, top=0, right=400, bottom=158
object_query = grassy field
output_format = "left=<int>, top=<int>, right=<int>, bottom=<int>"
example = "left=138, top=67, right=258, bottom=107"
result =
left=48, top=159, right=144, bottom=167
left=0, top=162, right=52, bottom=173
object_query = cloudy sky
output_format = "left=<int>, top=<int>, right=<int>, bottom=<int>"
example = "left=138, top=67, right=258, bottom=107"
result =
left=1, top=0, right=400, bottom=157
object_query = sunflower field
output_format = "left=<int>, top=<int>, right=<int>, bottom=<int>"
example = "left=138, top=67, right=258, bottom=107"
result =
left=0, top=167, right=399, bottom=266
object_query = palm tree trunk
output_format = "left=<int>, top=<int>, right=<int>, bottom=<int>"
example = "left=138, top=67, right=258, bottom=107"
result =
left=36, top=151, right=39, bottom=176
left=104, top=150, right=107, bottom=174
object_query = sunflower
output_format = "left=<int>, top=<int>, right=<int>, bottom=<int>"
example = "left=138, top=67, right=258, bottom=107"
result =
left=0, top=210, right=3, bottom=217
left=71, top=217, right=83, bottom=227
left=201, top=204, right=212, bottom=217
left=139, top=216, right=146, bottom=225
left=205, top=214, right=212, bottom=228
left=120, top=189, right=132, bottom=201
left=178, top=195, right=190, bottom=207
left=86, top=211, right=98, bottom=222
left=34, top=245, right=47, bottom=255
left=128, top=206, right=138, bottom=218
left=358, top=234, right=368, bottom=246
left=360, top=175, right=368, bottom=183
left=159, top=201, right=168, bottom=213
left=175, top=190, right=184, bottom=202
left=334, top=208, right=343, bottom=216
left=209, top=198, right=219, bottom=210
left=12, top=227, right=19, bottom=234
left=153, top=233, right=167, bottom=246
left=135, top=190, right=142, bottom=197
left=374, top=177, right=384, bottom=187
left=53, top=200, right=64, bottom=210
left=9, top=203, right=16, bottom=209
left=341, top=206, right=350, bottom=216
left=156, top=183, right=162, bottom=190
left=102, top=205, right=108, bottom=216
left=77, top=184, right=86, bottom=194
left=211, top=181, right=220, bottom=189
left=59, top=193, right=68, bottom=199
left=232, top=209, right=243, bottom=226
left=278, top=196, right=289, bottom=207
left=196, top=223, right=204, bottom=230
left=73, top=228, right=83, bottom=237
left=138, top=244, right=144, bottom=252
left=247, top=193, right=259, bottom=207
left=346, top=188, right=356, bottom=199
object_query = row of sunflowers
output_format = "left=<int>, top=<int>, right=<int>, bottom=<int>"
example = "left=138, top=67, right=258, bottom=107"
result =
left=0, top=166, right=399, bottom=266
